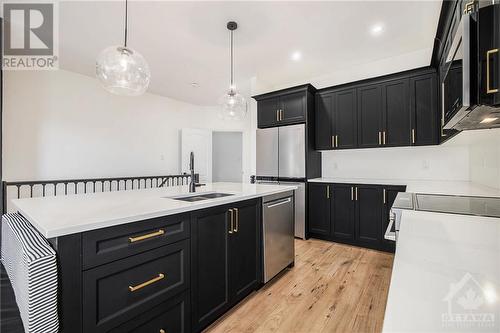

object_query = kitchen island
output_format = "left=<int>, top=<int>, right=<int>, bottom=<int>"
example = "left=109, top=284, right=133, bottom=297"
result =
left=10, top=182, right=297, bottom=333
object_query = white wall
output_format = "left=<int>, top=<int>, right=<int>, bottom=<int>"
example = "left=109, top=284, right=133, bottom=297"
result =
left=3, top=69, right=252, bottom=182
left=321, top=145, right=470, bottom=181
left=450, top=129, right=500, bottom=189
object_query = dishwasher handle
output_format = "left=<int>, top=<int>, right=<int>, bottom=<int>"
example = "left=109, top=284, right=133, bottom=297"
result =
left=266, top=197, right=292, bottom=208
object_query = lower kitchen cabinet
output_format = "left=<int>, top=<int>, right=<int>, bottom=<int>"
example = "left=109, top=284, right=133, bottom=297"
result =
left=83, top=240, right=190, bottom=333
left=331, top=184, right=355, bottom=242
left=308, top=182, right=405, bottom=252
left=190, top=200, right=260, bottom=332
left=230, top=201, right=261, bottom=304
left=355, top=185, right=384, bottom=249
left=381, top=186, right=406, bottom=252
left=109, top=291, right=190, bottom=333
left=307, top=183, right=331, bottom=236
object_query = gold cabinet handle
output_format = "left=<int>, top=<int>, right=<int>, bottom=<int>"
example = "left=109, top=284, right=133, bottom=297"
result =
left=487, top=49, right=499, bottom=94
left=464, top=1, right=475, bottom=14
left=383, top=131, right=386, bottom=145
left=280, top=109, right=284, bottom=121
left=276, top=110, right=279, bottom=121
left=228, top=209, right=234, bottom=234
left=351, top=187, right=354, bottom=201
left=129, top=229, right=165, bottom=243
left=234, top=208, right=239, bottom=232
left=411, top=129, right=416, bottom=144
left=326, top=185, right=330, bottom=199
left=355, top=187, right=358, bottom=201
left=129, top=273, right=165, bottom=292
left=383, top=189, right=386, bottom=204
left=335, top=135, right=338, bottom=147
left=331, top=135, right=335, bottom=148
left=160, top=329, right=166, bottom=333
left=378, top=131, right=382, bottom=145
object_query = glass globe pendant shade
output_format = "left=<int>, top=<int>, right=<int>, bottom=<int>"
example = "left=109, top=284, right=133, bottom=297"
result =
left=96, top=45, right=150, bottom=96
left=218, top=88, right=247, bottom=121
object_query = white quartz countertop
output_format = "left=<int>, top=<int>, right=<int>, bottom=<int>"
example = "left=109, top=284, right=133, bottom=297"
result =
left=309, top=178, right=500, bottom=197
left=383, top=210, right=500, bottom=332
left=11, top=182, right=297, bottom=238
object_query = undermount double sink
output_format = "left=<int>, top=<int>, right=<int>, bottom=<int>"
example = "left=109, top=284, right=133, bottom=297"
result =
left=168, top=192, right=234, bottom=202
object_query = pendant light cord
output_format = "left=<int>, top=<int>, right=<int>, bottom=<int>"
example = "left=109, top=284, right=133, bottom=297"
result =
left=124, top=0, right=128, bottom=47
left=230, top=29, right=234, bottom=89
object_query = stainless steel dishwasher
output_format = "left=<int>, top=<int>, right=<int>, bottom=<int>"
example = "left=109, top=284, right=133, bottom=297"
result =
left=262, top=191, right=295, bottom=283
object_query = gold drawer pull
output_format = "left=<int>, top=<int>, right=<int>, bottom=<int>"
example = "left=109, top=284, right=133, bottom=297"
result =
left=129, top=229, right=165, bottom=243
left=487, top=49, right=499, bottom=94
left=129, top=273, right=165, bottom=292
left=160, top=330, right=166, bottom=333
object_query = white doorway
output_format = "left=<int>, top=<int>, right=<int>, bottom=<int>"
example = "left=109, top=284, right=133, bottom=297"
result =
left=212, top=131, right=243, bottom=183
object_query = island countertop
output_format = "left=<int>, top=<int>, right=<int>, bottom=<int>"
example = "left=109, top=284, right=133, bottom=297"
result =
left=383, top=210, right=500, bottom=332
left=11, top=182, right=297, bottom=238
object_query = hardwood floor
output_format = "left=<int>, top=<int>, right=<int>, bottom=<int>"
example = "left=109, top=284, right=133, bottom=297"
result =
left=204, top=238, right=394, bottom=333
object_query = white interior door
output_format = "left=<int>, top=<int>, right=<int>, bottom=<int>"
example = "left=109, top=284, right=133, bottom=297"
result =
left=180, top=128, right=212, bottom=183
left=212, top=131, right=243, bottom=182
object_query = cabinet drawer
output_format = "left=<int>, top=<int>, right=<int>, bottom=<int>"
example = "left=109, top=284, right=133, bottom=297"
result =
left=83, top=213, right=190, bottom=269
left=83, top=240, right=190, bottom=332
left=109, top=291, right=190, bottom=333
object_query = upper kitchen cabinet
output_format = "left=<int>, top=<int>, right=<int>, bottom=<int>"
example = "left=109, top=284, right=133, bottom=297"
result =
left=253, top=84, right=316, bottom=128
left=256, top=97, right=280, bottom=129
left=381, top=78, right=411, bottom=147
left=335, top=88, right=358, bottom=149
left=314, top=67, right=440, bottom=150
left=479, top=4, right=500, bottom=107
left=315, top=92, right=334, bottom=150
left=357, top=84, right=383, bottom=148
left=409, top=72, right=439, bottom=146
left=315, top=88, right=357, bottom=150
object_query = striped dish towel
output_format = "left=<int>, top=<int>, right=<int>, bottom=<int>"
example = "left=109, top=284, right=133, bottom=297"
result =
left=1, top=213, right=59, bottom=333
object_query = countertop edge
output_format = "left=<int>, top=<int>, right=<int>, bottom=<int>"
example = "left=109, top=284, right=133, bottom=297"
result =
left=13, top=186, right=297, bottom=239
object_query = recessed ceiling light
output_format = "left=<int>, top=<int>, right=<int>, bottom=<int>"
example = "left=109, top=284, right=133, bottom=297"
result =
left=291, top=51, right=302, bottom=62
left=370, top=24, right=384, bottom=36
left=480, top=117, right=499, bottom=124
left=190, top=82, right=199, bottom=88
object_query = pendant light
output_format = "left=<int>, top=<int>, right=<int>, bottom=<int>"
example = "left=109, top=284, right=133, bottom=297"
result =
left=96, top=0, right=150, bottom=96
left=218, top=21, right=247, bottom=120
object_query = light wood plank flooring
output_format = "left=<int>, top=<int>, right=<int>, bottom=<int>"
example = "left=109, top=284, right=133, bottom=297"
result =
left=205, top=238, right=394, bottom=333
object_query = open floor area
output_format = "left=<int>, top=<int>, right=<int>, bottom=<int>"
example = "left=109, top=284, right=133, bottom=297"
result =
left=205, top=239, right=394, bottom=333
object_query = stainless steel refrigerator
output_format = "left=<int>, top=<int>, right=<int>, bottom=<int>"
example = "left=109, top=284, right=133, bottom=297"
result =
left=256, top=124, right=306, bottom=239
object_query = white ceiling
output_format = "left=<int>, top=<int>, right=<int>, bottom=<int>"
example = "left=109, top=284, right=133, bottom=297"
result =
left=59, top=1, right=442, bottom=105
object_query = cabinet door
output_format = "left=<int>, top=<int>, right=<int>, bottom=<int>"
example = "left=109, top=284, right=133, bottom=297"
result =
left=410, top=73, right=439, bottom=145
left=308, top=183, right=331, bottom=236
left=230, top=200, right=260, bottom=304
left=279, top=91, right=306, bottom=124
left=355, top=185, right=383, bottom=250
left=257, top=97, right=279, bottom=128
left=479, top=4, right=500, bottom=107
left=382, top=78, right=411, bottom=146
left=190, top=205, right=231, bottom=332
left=381, top=186, right=406, bottom=253
left=334, top=88, right=358, bottom=149
left=331, top=184, right=355, bottom=242
left=357, top=85, right=383, bottom=148
left=315, top=93, right=334, bottom=150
